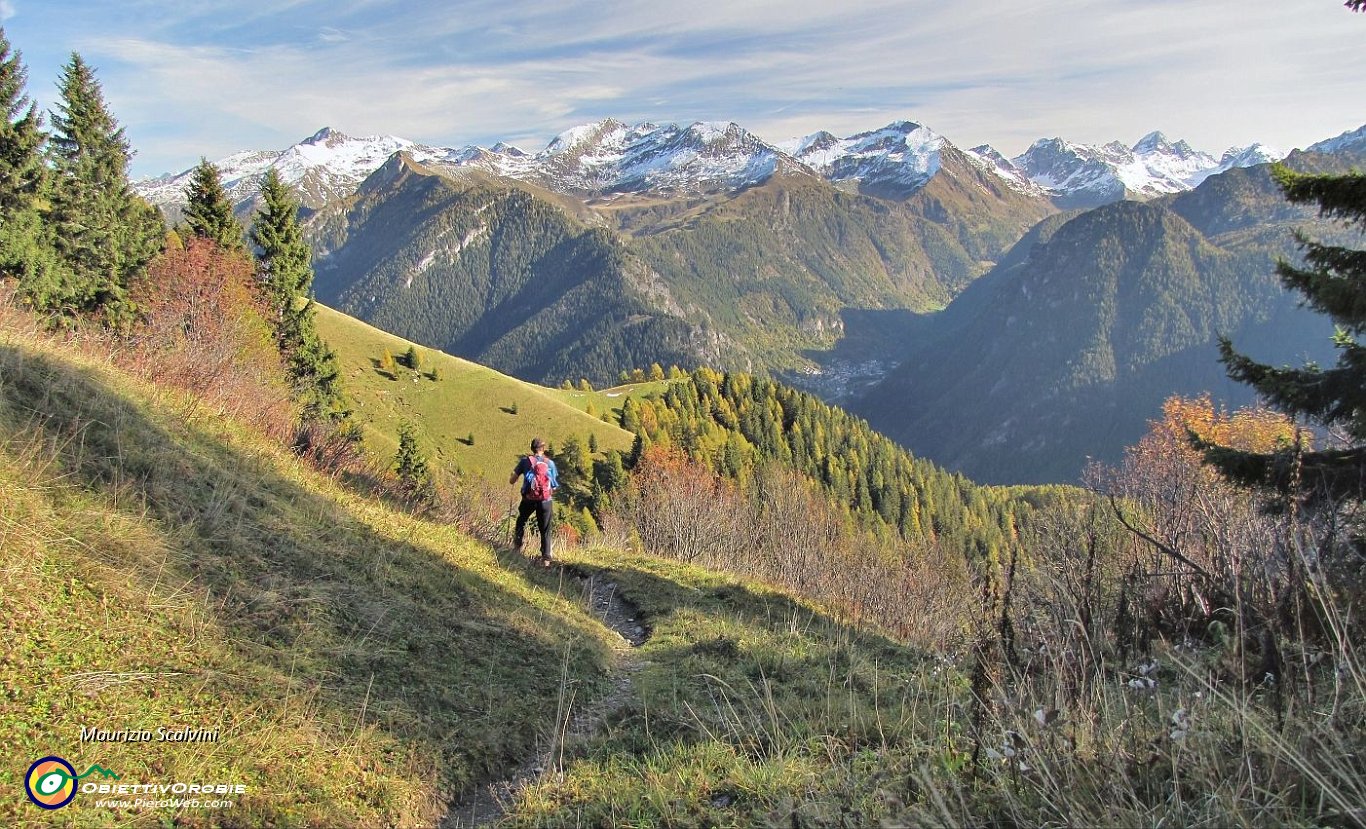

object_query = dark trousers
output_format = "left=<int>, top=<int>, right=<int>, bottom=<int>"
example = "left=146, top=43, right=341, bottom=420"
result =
left=514, top=498, right=554, bottom=559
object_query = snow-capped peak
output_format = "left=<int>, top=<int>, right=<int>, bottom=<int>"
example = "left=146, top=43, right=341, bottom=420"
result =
left=779, top=121, right=948, bottom=196
left=963, top=144, right=1046, bottom=195
left=1132, top=130, right=1170, bottom=154
left=1011, top=131, right=1268, bottom=207
left=1217, top=143, right=1284, bottom=168
left=525, top=119, right=782, bottom=195
left=544, top=118, right=631, bottom=156
left=1308, top=123, right=1366, bottom=155
left=304, top=126, right=343, bottom=144
left=133, top=128, right=435, bottom=211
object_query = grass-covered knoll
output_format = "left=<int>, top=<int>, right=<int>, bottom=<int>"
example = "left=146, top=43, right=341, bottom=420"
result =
left=314, top=303, right=634, bottom=488
left=0, top=315, right=622, bottom=826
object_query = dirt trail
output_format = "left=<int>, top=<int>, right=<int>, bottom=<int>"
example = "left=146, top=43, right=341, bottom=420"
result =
left=442, top=567, right=647, bottom=828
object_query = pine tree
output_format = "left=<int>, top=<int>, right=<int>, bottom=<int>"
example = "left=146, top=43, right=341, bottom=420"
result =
left=47, top=52, right=162, bottom=323
left=251, top=170, right=306, bottom=319
left=183, top=158, right=243, bottom=253
left=250, top=168, right=349, bottom=423
left=556, top=435, right=592, bottom=503
left=403, top=345, right=422, bottom=372
left=0, top=28, right=64, bottom=304
left=393, top=421, right=435, bottom=502
left=1202, top=164, right=1366, bottom=500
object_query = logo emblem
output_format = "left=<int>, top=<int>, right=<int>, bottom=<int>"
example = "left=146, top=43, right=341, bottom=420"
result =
left=25, top=756, right=78, bottom=809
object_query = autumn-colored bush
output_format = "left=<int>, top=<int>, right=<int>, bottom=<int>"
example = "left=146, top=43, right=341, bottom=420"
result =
left=123, top=237, right=293, bottom=436
left=603, top=447, right=973, bottom=647
left=610, top=445, right=750, bottom=563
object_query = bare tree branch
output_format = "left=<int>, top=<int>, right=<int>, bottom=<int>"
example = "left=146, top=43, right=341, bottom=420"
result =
left=1107, top=494, right=1215, bottom=581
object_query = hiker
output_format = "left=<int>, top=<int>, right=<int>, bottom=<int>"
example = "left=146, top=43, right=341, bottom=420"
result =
left=510, top=437, right=560, bottom=566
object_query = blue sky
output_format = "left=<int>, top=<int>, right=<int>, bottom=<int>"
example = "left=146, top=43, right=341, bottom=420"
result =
left=4, top=0, right=1364, bottom=178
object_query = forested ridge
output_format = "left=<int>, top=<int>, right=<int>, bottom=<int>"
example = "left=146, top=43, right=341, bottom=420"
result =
left=304, top=142, right=1053, bottom=386
left=854, top=149, right=1364, bottom=483
left=310, top=157, right=706, bottom=385
left=607, top=367, right=1031, bottom=557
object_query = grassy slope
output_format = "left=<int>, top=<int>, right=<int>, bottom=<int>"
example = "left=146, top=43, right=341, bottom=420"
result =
left=0, top=306, right=932, bottom=827
left=0, top=323, right=624, bottom=827
left=315, top=304, right=636, bottom=486
left=509, top=547, right=943, bottom=828
left=4, top=312, right=1349, bottom=827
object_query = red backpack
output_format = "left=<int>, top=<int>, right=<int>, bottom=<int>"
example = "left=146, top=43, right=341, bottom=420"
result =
left=524, top=455, right=554, bottom=501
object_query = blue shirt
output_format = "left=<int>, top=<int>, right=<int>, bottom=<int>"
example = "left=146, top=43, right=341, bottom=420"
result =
left=513, top=454, right=560, bottom=500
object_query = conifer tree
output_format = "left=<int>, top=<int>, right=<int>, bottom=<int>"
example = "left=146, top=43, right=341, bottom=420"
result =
left=0, top=28, right=64, bottom=303
left=1202, top=164, right=1366, bottom=500
left=184, top=157, right=243, bottom=253
left=393, top=421, right=435, bottom=502
left=250, top=168, right=349, bottom=423
left=46, top=52, right=162, bottom=323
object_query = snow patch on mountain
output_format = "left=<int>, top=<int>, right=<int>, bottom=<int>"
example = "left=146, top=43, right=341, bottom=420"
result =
left=135, top=127, right=444, bottom=210
left=1189, top=143, right=1285, bottom=186
left=1308, top=124, right=1366, bottom=155
left=963, top=145, right=1047, bottom=196
left=508, top=119, right=784, bottom=195
left=1011, top=131, right=1286, bottom=205
left=779, top=121, right=944, bottom=193
left=139, top=117, right=1350, bottom=214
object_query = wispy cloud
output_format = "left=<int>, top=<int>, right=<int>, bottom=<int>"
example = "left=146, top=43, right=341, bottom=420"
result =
left=37, top=0, right=1366, bottom=176
left=1, top=1, right=16, bottom=22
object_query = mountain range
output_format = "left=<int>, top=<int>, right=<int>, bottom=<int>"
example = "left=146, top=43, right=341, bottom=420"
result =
left=134, top=118, right=1366, bottom=484
left=853, top=142, right=1366, bottom=483
left=136, top=118, right=1291, bottom=213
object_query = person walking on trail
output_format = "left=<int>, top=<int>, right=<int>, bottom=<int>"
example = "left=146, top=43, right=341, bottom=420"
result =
left=510, top=437, right=560, bottom=567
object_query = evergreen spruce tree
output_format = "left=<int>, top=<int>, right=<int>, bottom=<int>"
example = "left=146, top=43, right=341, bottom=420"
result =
left=250, top=168, right=349, bottom=424
left=393, top=421, right=435, bottom=503
left=1203, top=164, right=1366, bottom=500
left=46, top=52, right=162, bottom=323
left=0, top=28, right=65, bottom=304
left=183, top=157, right=243, bottom=253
